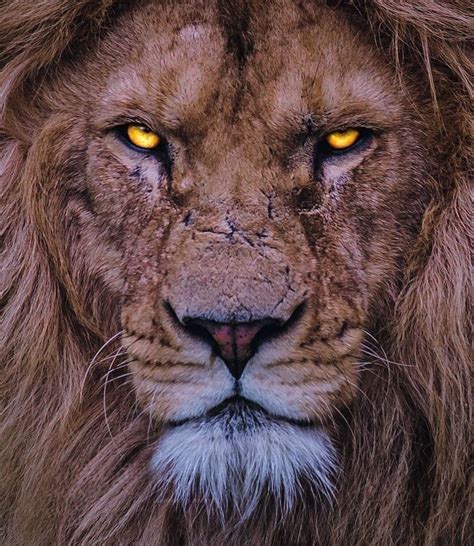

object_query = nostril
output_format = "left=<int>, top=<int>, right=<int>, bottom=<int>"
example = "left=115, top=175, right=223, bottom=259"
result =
left=166, top=300, right=308, bottom=379
left=183, top=318, right=280, bottom=379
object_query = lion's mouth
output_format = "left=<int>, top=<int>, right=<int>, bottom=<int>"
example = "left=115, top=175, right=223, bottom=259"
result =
left=169, top=395, right=315, bottom=429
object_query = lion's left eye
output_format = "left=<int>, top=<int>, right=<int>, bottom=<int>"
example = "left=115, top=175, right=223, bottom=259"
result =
left=125, top=124, right=161, bottom=150
left=325, top=128, right=361, bottom=151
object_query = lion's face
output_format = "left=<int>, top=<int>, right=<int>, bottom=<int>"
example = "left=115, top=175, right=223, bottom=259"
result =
left=57, top=0, right=432, bottom=509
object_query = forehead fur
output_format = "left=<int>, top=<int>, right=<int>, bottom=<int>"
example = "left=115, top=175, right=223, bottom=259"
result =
left=92, top=0, right=400, bottom=124
left=95, top=2, right=228, bottom=131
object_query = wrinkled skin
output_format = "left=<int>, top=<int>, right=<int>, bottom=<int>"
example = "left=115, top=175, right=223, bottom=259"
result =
left=58, top=0, right=430, bottom=470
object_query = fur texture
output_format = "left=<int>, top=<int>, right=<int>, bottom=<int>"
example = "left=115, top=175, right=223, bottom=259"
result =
left=0, top=1, right=472, bottom=545
left=152, top=400, right=336, bottom=520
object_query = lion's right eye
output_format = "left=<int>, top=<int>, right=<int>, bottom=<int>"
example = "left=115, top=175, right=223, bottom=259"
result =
left=325, top=128, right=361, bottom=150
left=124, top=124, right=161, bottom=150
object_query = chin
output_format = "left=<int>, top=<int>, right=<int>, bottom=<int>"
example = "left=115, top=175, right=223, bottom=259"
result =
left=151, top=397, right=337, bottom=519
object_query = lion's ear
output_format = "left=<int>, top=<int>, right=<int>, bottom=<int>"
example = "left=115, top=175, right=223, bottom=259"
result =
left=0, top=0, right=123, bottom=115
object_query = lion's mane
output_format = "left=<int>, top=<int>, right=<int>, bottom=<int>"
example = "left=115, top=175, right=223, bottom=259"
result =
left=0, top=1, right=471, bottom=544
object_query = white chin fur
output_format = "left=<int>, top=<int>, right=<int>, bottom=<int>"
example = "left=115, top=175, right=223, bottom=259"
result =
left=151, top=401, right=337, bottom=519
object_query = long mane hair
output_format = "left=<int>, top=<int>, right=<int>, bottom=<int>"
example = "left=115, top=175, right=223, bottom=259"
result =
left=0, top=1, right=471, bottom=544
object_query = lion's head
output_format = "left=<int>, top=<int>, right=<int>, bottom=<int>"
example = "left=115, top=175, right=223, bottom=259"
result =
left=0, top=1, right=471, bottom=544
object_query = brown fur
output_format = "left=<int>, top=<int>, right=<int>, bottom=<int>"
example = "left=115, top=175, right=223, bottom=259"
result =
left=0, top=1, right=472, bottom=544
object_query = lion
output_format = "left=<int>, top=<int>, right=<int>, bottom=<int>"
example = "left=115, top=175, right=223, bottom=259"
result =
left=0, top=0, right=471, bottom=544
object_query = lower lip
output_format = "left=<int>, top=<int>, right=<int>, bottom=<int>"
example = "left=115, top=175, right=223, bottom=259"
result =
left=169, top=395, right=315, bottom=428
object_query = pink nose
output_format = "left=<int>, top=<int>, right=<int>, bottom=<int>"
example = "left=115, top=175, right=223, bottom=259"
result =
left=184, top=318, right=279, bottom=379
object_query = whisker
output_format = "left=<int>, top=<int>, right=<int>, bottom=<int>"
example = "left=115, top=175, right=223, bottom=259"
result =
left=361, top=329, right=412, bottom=369
left=99, top=360, right=134, bottom=384
left=100, top=372, right=134, bottom=386
left=334, top=361, right=377, bottom=411
left=80, top=331, right=124, bottom=397
left=332, top=404, right=356, bottom=445
left=101, top=345, right=128, bottom=450
left=147, top=389, right=159, bottom=445
left=94, top=350, right=128, bottom=365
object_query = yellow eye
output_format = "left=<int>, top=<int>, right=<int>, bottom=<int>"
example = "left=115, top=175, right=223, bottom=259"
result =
left=325, top=128, right=360, bottom=150
left=126, top=124, right=161, bottom=150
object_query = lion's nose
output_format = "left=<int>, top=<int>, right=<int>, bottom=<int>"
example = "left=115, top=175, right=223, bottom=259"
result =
left=182, top=317, right=283, bottom=379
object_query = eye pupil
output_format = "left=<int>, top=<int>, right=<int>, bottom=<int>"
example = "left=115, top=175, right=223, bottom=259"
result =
left=126, top=124, right=161, bottom=150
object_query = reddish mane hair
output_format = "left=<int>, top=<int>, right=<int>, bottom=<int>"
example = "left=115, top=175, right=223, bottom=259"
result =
left=0, top=1, right=471, bottom=544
